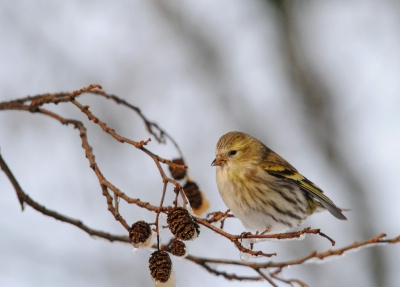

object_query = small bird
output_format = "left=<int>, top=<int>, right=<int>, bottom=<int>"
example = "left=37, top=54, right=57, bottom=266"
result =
left=211, top=131, right=346, bottom=233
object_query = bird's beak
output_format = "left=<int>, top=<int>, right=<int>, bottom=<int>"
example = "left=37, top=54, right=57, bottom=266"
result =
left=211, top=155, right=226, bottom=166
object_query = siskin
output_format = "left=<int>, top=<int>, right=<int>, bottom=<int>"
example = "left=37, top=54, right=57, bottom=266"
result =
left=211, top=131, right=346, bottom=233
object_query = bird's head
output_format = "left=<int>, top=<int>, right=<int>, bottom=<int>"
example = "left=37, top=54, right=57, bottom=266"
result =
left=211, top=131, right=264, bottom=168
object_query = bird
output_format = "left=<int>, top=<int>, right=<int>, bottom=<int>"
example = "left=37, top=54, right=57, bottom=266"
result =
left=211, top=131, right=346, bottom=233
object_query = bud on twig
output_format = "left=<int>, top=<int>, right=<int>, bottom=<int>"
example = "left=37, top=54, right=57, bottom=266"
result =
left=167, top=207, right=200, bottom=241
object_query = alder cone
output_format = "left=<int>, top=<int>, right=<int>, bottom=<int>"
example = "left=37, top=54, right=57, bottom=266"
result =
left=168, top=158, right=186, bottom=180
left=183, top=181, right=202, bottom=210
left=170, top=240, right=187, bottom=257
left=129, top=220, right=151, bottom=245
left=167, top=207, right=200, bottom=241
left=149, top=250, right=172, bottom=283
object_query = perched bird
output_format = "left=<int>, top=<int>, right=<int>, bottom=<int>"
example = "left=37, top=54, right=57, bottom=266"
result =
left=211, top=131, right=346, bottom=233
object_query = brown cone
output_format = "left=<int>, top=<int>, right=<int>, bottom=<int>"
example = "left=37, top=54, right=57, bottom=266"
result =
left=167, top=207, right=200, bottom=241
left=129, top=221, right=152, bottom=245
left=149, top=250, right=172, bottom=283
left=170, top=240, right=187, bottom=257
left=183, top=181, right=203, bottom=210
left=168, top=158, right=187, bottom=180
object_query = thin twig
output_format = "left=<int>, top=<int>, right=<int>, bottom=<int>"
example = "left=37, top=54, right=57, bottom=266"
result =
left=0, top=153, right=129, bottom=242
left=87, top=89, right=184, bottom=157
left=155, top=181, right=168, bottom=250
left=0, top=152, right=25, bottom=210
left=255, top=269, right=278, bottom=287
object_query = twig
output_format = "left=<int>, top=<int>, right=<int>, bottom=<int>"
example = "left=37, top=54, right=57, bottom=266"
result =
left=271, top=274, right=309, bottom=287
left=185, top=254, right=262, bottom=281
left=155, top=181, right=168, bottom=250
left=255, top=268, right=278, bottom=287
left=0, top=152, right=130, bottom=242
left=87, top=89, right=184, bottom=157
left=0, top=152, right=25, bottom=210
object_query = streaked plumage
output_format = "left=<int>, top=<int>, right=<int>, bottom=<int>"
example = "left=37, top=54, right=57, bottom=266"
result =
left=212, top=131, right=346, bottom=233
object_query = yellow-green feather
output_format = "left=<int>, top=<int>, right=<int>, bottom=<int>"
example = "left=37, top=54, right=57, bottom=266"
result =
left=261, top=152, right=347, bottom=220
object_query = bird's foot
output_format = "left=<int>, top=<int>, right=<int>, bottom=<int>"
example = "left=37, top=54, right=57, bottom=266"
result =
left=260, top=227, right=271, bottom=235
left=239, top=231, right=253, bottom=239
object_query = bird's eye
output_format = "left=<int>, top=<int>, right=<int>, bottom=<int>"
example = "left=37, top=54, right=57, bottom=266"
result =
left=228, top=150, right=237, bottom=156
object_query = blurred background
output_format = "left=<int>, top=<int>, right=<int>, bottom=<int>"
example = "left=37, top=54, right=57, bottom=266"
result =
left=1, top=1, right=399, bottom=286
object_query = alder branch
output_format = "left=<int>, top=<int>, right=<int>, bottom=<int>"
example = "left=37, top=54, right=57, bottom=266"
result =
left=1, top=85, right=400, bottom=287
left=183, top=233, right=400, bottom=286
left=0, top=152, right=129, bottom=243
left=2, top=155, right=396, bottom=285
left=87, top=89, right=184, bottom=156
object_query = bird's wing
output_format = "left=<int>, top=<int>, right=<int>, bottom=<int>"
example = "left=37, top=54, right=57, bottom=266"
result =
left=262, top=161, right=347, bottom=220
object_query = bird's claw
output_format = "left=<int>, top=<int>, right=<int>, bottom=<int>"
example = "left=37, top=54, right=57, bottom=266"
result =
left=240, top=231, right=253, bottom=239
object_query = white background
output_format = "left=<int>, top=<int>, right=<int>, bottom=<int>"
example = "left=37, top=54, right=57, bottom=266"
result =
left=1, top=1, right=399, bottom=286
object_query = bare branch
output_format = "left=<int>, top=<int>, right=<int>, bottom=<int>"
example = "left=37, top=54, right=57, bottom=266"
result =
left=1, top=85, right=399, bottom=286
left=0, top=152, right=129, bottom=243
